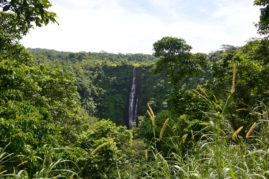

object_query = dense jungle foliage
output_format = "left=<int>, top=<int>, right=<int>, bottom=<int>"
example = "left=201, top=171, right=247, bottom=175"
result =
left=28, top=48, right=171, bottom=125
left=1, top=0, right=269, bottom=178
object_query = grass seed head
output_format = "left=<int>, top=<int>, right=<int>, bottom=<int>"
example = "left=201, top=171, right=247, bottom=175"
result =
left=17, top=160, right=28, bottom=167
left=145, top=150, right=148, bottom=161
left=91, top=142, right=110, bottom=156
left=236, top=108, right=248, bottom=111
left=231, top=64, right=236, bottom=94
left=198, top=85, right=208, bottom=97
left=159, top=118, right=169, bottom=139
left=147, top=103, right=154, bottom=118
left=232, top=126, right=243, bottom=140
left=246, top=122, right=256, bottom=139
left=147, top=109, right=155, bottom=126
left=0, top=170, right=7, bottom=175
left=130, top=133, right=133, bottom=148
left=192, top=89, right=210, bottom=102
left=200, top=122, right=209, bottom=126
left=182, top=134, right=188, bottom=143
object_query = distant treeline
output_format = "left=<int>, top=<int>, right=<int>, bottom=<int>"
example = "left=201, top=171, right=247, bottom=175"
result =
left=28, top=48, right=156, bottom=63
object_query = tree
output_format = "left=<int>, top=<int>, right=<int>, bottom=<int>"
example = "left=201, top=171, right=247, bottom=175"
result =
left=0, top=0, right=81, bottom=174
left=151, top=37, right=190, bottom=89
left=254, top=0, right=269, bottom=35
left=204, top=39, right=269, bottom=129
left=0, top=0, right=57, bottom=29
left=150, top=37, right=209, bottom=116
left=151, top=37, right=206, bottom=92
left=0, top=0, right=57, bottom=63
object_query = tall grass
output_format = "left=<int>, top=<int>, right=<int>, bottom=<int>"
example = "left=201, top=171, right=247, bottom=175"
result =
left=135, top=64, right=269, bottom=178
left=0, top=146, right=78, bottom=179
left=139, top=102, right=269, bottom=178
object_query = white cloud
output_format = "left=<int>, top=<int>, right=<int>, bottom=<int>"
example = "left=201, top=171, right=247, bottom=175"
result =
left=21, top=0, right=261, bottom=54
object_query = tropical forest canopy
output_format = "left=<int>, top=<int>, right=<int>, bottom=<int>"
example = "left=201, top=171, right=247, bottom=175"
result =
left=0, top=0, right=269, bottom=178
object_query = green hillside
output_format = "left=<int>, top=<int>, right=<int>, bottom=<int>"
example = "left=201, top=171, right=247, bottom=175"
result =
left=28, top=48, right=171, bottom=125
left=1, top=0, right=269, bottom=178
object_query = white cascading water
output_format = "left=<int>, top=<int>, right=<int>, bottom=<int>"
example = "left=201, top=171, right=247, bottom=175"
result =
left=134, top=98, right=138, bottom=122
left=128, top=67, right=138, bottom=129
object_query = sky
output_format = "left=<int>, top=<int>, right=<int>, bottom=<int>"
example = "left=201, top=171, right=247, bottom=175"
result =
left=21, top=0, right=261, bottom=54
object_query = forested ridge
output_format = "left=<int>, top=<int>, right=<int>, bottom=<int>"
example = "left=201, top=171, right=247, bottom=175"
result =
left=1, top=0, right=269, bottom=178
left=28, top=48, right=170, bottom=125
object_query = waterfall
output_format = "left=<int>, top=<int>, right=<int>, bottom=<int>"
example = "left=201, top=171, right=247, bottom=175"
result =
left=128, top=67, right=138, bottom=129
